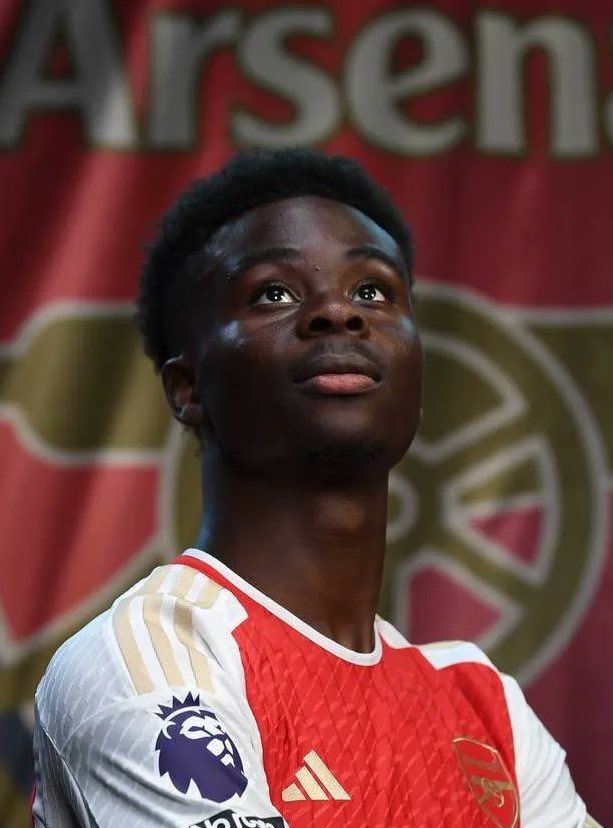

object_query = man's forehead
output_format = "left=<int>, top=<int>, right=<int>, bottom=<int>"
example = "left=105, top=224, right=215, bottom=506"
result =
left=205, top=195, right=401, bottom=262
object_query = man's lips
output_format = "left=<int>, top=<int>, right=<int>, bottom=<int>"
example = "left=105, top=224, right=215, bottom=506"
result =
left=292, top=353, right=382, bottom=396
left=301, top=373, right=377, bottom=394
left=291, top=353, right=382, bottom=384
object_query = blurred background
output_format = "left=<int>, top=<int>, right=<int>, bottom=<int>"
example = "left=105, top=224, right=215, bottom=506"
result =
left=0, top=0, right=611, bottom=825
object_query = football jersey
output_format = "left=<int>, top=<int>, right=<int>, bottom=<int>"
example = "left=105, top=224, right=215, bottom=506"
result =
left=32, top=549, right=597, bottom=828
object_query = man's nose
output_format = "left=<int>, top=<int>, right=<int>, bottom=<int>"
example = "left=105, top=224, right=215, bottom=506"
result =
left=296, top=291, right=370, bottom=337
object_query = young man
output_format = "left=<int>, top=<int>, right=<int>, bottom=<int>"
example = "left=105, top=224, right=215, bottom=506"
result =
left=33, top=150, right=597, bottom=827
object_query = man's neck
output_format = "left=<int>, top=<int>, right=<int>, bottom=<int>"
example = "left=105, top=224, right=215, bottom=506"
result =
left=197, top=460, right=389, bottom=654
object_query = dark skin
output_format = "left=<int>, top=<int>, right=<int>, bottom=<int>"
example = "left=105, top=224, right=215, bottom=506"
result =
left=162, top=196, right=423, bottom=653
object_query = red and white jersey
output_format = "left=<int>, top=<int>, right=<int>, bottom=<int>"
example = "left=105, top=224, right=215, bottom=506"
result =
left=33, top=549, right=593, bottom=828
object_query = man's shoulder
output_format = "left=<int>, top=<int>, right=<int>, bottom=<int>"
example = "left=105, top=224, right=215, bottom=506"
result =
left=376, top=617, right=498, bottom=673
left=35, top=561, right=250, bottom=750
left=415, top=638, right=496, bottom=671
left=32, top=563, right=276, bottom=827
left=377, top=620, right=515, bottom=716
left=414, top=638, right=517, bottom=708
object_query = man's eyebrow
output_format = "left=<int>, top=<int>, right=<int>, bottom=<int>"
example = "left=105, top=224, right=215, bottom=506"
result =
left=224, top=247, right=303, bottom=282
left=346, top=244, right=407, bottom=279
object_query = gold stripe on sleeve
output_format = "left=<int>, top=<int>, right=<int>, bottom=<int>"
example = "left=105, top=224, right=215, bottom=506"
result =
left=172, top=566, right=197, bottom=599
left=136, top=566, right=169, bottom=596
left=195, top=578, right=223, bottom=609
left=174, top=599, right=214, bottom=692
left=142, top=594, right=184, bottom=686
left=112, top=599, right=154, bottom=695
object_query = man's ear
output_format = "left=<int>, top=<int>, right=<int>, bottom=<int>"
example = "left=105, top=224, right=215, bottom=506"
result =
left=161, top=354, right=203, bottom=428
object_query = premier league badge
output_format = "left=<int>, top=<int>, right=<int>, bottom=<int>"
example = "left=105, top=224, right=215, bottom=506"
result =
left=192, top=812, right=285, bottom=827
left=154, top=693, right=248, bottom=802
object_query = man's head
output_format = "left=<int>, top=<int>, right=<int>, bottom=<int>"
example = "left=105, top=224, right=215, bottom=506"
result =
left=137, top=148, right=422, bottom=482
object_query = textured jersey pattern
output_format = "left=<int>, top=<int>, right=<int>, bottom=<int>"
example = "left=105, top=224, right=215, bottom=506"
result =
left=181, top=553, right=517, bottom=828
left=32, top=549, right=589, bottom=827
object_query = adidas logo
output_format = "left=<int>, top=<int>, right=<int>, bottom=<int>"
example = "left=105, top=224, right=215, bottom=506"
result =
left=281, top=750, right=350, bottom=802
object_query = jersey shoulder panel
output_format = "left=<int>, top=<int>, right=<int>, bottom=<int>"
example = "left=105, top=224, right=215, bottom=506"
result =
left=36, top=564, right=250, bottom=747
left=416, top=639, right=495, bottom=671
left=108, top=562, right=249, bottom=699
left=34, top=563, right=285, bottom=828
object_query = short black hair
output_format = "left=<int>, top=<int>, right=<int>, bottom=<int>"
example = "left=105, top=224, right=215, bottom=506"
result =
left=136, top=148, right=414, bottom=370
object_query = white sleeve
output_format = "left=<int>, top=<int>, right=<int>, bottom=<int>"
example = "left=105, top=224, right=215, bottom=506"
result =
left=32, top=714, right=94, bottom=827
left=501, top=674, right=591, bottom=828
left=33, top=567, right=288, bottom=828
left=34, top=681, right=286, bottom=828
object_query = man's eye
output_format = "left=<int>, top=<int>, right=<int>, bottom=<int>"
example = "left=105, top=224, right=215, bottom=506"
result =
left=251, top=283, right=295, bottom=305
left=354, top=282, right=391, bottom=303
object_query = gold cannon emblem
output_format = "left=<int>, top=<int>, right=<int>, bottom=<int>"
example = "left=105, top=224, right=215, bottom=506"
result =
left=452, top=737, right=518, bottom=828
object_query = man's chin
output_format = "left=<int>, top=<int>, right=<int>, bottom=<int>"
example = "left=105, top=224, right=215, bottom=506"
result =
left=299, top=437, right=389, bottom=476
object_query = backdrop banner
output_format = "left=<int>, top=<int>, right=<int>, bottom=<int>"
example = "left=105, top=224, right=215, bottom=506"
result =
left=1, top=1, right=612, bottom=825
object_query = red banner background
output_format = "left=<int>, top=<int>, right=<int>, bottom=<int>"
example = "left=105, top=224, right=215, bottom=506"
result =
left=1, top=1, right=612, bottom=825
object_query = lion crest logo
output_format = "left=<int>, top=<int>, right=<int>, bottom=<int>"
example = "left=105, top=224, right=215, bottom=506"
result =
left=154, top=693, right=248, bottom=802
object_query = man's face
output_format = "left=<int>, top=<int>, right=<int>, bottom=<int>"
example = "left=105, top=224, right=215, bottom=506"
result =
left=181, top=195, right=422, bottom=481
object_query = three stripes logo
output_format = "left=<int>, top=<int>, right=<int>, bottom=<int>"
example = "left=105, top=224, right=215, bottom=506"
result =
left=112, top=565, right=222, bottom=695
left=281, top=750, right=350, bottom=802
